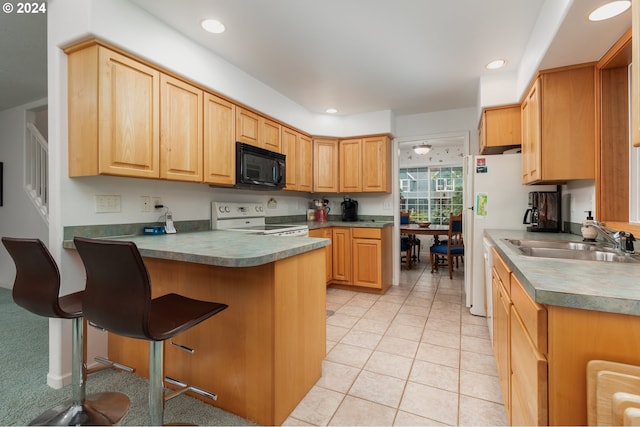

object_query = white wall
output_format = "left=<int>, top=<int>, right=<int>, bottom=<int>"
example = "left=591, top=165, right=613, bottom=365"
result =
left=394, top=107, right=479, bottom=155
left=563, top=180, right=596, bottom=225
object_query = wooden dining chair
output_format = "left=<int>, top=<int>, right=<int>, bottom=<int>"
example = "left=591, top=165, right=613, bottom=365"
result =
left=400, top=211, right=422, bottom=263
left=400, top=211, right=413, bottom=268
left=430, top=212, right=464, bottom=279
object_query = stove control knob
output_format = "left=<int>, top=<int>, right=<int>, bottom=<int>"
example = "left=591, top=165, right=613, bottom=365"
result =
left=224, top=206, right=230, bottom=213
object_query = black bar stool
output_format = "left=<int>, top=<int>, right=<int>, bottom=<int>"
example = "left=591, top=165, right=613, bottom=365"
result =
left=73, top=237, right=228, bottom=426
left=1, top=237, right=130, bottom=425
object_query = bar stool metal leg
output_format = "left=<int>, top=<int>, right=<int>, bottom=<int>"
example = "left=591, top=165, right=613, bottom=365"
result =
left=149, top=340, right=164, bottom=426
left=28, top=318, right=130, bottom=426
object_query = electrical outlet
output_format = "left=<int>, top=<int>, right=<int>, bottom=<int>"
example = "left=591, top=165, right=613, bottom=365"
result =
left=95, top=195, right=121, bottom=213
left=152, top=197, right=162, bottom=209
left=140, top=196, right=151, bottom=212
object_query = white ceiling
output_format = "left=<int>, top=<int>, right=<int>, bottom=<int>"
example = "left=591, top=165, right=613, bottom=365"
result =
left=0, top=0, right=632, bottom=115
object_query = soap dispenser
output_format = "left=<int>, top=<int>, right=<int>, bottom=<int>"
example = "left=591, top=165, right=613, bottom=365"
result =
left=581, top=211, right=598, bottom=241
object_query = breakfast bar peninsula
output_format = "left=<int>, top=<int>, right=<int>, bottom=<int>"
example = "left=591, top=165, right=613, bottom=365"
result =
left=67, top=230, right=329, bottom=426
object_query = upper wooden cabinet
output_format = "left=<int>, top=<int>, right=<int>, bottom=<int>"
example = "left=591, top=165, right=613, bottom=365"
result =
left=313, top=138, right=339, bottom=192
left=160, top=75, right=203, bottom=182
left=65, top=40, right=389, bottom=193
left=236, top=107, right=260, bottom=147
left=297, top=134, right=313, bottom=192
left=597, top=28, right=632, bottom=225
left=520, top=64, right=596, bottom=184
left=339, top=138, right=362, bottom=193
left=339, top=135, right=391, bottom=193
left=282, top=127, right=313, bottom=192
left=236, top=107, right=282, bottom=152
left=262, top=118, right=281, bottom=152
left=282, top=127, right=298, bottom=190
left=67, top=44, right=161, bottom=178
left=480, top=105, right=521, bottom=155
left=521, top=79, right=541, bottom=183
left=204, top=93, right=236, bottom=186
left=362, top=136, right=391, bottom=192
left=632, top=0, right=640, bottom=147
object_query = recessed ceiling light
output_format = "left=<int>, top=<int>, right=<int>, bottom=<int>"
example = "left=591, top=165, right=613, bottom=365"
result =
left=325, top=108, right=338, bottom=114
left=588, top=1, right=630, bottom=21
left=486, top=59, right=507, bottom=70
left=201, top=19, right=226, bottom=34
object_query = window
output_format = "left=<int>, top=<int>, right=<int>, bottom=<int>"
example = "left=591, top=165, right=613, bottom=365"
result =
left=400, top=166, right=463, bottom=225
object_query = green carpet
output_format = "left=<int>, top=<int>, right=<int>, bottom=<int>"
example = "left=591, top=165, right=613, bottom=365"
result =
left=0, top=287, right=255, bottom=425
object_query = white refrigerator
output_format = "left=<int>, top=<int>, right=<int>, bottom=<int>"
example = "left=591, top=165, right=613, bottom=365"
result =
left=463, top=153, right=557, bottom=317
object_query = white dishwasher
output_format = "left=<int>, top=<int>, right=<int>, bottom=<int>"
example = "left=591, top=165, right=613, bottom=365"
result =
left=483, top=237, right=494, bottom=344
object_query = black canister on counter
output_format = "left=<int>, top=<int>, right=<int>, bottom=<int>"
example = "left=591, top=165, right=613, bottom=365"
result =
left=341, top=197, right=358, bottom=221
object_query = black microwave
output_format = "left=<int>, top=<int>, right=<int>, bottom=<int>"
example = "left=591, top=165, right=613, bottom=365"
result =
left=235, top=142, right=286, bottom=190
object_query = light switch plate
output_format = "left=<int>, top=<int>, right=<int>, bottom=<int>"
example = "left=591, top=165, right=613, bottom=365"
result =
left=95, top=195, right=121, bottom=213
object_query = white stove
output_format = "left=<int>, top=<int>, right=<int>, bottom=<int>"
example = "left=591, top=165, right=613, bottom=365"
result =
left=211, top=202, right=309, bottom=237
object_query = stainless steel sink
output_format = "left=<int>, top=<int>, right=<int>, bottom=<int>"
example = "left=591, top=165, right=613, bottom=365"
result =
left=505, top=238, right=613, bottom=251
left=503, top=239, right=640, bottom=263
left=517, top=247, right=640, bottom=263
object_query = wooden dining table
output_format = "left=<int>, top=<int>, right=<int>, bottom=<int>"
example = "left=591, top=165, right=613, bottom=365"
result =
left=399, top=224, right=450, bottom=267
left=399, top=224, right=450, bottom=241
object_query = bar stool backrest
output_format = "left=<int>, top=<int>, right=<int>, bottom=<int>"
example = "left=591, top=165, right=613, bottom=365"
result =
left=1, top=237, right=75, bottom=319
left=74, top=237, right=153, bottom=340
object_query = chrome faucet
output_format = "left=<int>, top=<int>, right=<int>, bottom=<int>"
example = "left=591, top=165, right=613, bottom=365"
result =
left=614, top=231, right=636, bottom=253
left=589, top=221, right=636, bottom=253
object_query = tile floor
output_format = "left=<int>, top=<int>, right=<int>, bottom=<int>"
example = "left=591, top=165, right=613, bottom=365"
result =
left=283, top=258, right=508, bottom=426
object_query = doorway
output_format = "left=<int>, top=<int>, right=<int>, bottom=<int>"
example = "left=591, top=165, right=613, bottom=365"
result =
left=392, top=132, right=470, bottom=284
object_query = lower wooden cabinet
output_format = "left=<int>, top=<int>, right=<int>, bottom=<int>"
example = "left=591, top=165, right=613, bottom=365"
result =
left=352, top=228, right=384, bottom=289
left=310, top=226, right=391, bottom=292
left=492, top=247, right=640, bottom=425
left=492, top=248, right=547, bottom=426
left=492, top=268, right=511, bottom=420
left=331, top=227, right=352, bottom=283
left=510, top=305, right=548, bottom=426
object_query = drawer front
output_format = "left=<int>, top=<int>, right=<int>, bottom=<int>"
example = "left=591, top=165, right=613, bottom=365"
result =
left=492, top=248, right=511, bottom=292
left=309, top=228, right=332, bottom=239
left=510, top=308, right=548, bottom=426
left=351, top=227, right=381, bottom=239
left=511, top=274, right=547, bottom=354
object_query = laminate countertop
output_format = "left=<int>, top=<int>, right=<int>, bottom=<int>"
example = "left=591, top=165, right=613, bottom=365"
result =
left=64, top=230, right=330, bottom=268
left=485, top=229, right=640, bottom=316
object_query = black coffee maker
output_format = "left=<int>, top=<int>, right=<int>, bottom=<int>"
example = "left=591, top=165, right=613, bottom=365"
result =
left=341, top=197, right=358, bottom=221
left=523, top=188, right=561, bottom=232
